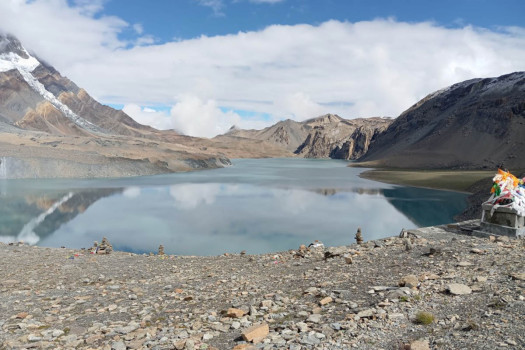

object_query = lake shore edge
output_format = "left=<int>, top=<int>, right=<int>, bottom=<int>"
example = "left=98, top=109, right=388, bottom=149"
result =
left=357, top=168, right=494, bottom=193
left=2, top=220, right=524, bottom=349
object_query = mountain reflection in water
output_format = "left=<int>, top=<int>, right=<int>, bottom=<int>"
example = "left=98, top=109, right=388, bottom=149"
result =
left=0, top=159, right=468, bottom=255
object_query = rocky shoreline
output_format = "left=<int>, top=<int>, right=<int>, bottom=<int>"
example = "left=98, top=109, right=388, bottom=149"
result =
left=1, top=222, right=524, bottom=350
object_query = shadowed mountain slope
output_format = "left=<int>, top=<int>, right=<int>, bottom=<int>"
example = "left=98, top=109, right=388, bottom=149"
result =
left=358, top=72, right=525, bottom=169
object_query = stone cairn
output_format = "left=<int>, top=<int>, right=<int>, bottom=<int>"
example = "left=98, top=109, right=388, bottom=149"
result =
left=93, top=237, right=113, bottom=254
left=158, top=245, right=165, bottom=256
left=355, top=227, right=363, bottom=245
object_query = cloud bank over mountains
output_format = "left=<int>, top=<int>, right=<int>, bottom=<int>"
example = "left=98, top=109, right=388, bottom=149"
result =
left=1, top=0, right=525, bottom=137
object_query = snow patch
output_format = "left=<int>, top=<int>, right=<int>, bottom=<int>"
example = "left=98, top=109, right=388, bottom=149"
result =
left=0, top=51, right=39, bottom=73
left=16, top=66, right=103, bottom=133
left=0, top=41, right=104, bottom=134
left=17, top=192, right=74, bottom=245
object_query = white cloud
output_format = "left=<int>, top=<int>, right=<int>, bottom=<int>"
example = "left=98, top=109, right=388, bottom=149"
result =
left=1, top=2, right=525, bottom=137
left=194, top=0, right=225, bottom=16
left=275, top=92, right=326, bottom=121
left=167, top=95, right=273, bottom=137
left=123, top=98, right=272, bottom=137
left=122, top=104, right=173, bottom=130
left=73, top=0, right=106, bottom=16
left=134, top=35, right=156, bottom=46
left=133, top=23, right=144, bottom=35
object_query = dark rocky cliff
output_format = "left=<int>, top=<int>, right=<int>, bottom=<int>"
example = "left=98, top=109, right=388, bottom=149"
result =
left=359, top=72, right=525, bottom=169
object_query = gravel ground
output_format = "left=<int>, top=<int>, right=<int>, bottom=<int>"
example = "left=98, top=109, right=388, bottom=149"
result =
left=1, top=222, right=524, bottom=350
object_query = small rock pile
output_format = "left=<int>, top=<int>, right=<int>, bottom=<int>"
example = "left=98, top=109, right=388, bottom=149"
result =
left=89, top=237, right=113, bottom=254
left=355, top=227, right=363, bottom=245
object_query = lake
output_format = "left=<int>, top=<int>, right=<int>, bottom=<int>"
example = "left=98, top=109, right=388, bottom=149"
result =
left=0, top=158, right=468, bottom=255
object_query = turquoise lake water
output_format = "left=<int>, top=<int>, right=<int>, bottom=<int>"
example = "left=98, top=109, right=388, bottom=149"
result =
left=0, top=158, right=468, bottom=255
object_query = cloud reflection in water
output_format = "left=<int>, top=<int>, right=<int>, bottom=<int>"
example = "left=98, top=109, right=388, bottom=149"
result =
left=36, top=183, right=418, bottom=255
left=1, top=159, right=467, bottom=256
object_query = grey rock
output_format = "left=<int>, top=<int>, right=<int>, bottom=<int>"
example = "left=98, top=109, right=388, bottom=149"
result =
left=447, top=283, right=472, bottom=295
left=112, top=341, right=126, bottom=350
left=307, top=314, right=322, bottom=323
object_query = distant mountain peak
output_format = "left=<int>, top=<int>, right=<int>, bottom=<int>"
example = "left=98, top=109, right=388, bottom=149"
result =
left=0, top=33, right=29, bottom=58
left=0, top=33, right=39, bottom=74
left=304, top=113, right=342, bottom=124
left=0, top=34, right=106, bottom=134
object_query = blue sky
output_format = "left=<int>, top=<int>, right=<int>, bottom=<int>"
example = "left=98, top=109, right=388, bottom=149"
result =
left=1, top=0, right=525, bottom=137
left=101, top=0, right=524, bottom=42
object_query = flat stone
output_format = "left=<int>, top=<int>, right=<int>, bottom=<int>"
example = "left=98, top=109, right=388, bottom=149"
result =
left=173, top=340, right=186, bottom=350
left=227, top=308, right=246, bottom=318
left=115, top=323, right=139, bottom=334
left=242, top=323, right=269, bottom=343
left=311, top=307, right=322, bottom=314
left=447, top=283, right=472, bottom=295
left=399, top=275, right=419, bottom=288
left=51, top=330, right=64, bottom=338
left=233, top=344, right=256, bottom=350
left=371, top=286, right=394, bottom=292
left=388, top=313, right=405, bottom=320
left=260, top=300, right=272, bottom=308
left=27, top=334, right=42, bottom=342
left=307, top=314, right=322, bottom=323
left=296, top=322, right=309, bottom=332
left=357, top=309, right=375, bottom=318
left=319, top=297, right=333, bottom=306
left=410, top=339, right=430, bottom=350
left=112, top=341, right=126, bottom=350
left=301, top=333, right=321, bottom=345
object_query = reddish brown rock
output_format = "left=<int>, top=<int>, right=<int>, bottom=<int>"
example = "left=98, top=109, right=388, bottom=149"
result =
left=226, top=308, right=246, bottom=318
left=242, top=323, right=269, bottom=343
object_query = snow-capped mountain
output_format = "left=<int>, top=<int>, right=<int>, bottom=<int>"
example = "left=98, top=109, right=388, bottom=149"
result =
left=0, top=33, right=233, bottom=179
left=0, top=35, right=103, bottom=134
left=0, top=33, right=155, bottom=137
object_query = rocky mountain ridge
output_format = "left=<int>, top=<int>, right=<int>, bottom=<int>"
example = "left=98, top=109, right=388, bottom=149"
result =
left=222, top=114, right=393, bottom=160
left=358, top=71, right=525, bottom=169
